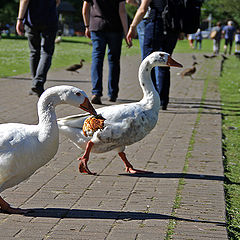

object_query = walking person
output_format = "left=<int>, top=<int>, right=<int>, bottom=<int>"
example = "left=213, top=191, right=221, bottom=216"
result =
left=188, top=33, right=195, bottom=49
left=194, top=28, right=202, bottom=50
left=16, top=0, right=60, bottom=97
left=235, top=29, right=240, bottom=54
left=222, top=20, right=236, bottom=55
left=211, top=22, right=222, bottom=55
left=82, top=0, right=130, bottom=105
left=127, top=0, right=179, bottom=110
left=126, top=0, right=150, bottom=60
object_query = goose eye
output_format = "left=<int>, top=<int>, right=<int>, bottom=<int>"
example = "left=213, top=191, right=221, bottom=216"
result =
left=76, top=92, right=81, bottom=96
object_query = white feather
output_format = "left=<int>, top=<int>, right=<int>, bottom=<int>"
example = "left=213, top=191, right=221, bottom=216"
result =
left=57, top=52, right=173, bottom=154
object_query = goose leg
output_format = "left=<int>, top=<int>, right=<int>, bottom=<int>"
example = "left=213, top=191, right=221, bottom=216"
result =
left=78, top=140, right=96, bottom=175
left=0, top=196, right=27, bottom=214
left=118, top=152, right=153, bottom=174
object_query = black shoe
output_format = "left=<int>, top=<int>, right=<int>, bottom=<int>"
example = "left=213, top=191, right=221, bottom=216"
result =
left=161, top=105, right=167, bottom=110
left=31, top=86, right=44, bottom=97
left=29, top=90, right=38, bottom=96
left=91, top=95, right=102, bottom=104
left=108, top=96, right=117, bottom=102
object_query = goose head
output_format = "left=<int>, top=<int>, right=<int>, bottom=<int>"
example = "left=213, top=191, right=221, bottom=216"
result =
left=139, top=52, right=182, bottom=103
left=146, top=51, right=183, bottom=68
left=39, top=85, right=97, bottom=116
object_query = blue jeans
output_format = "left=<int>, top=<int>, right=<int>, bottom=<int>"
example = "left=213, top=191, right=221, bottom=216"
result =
left=90, top=31, right=123, bottom=98
left=143, top=19, right=178, bottom=107
left=137, top=19, right=148, bottom=60
left=25, top=24, right=57, bottom=89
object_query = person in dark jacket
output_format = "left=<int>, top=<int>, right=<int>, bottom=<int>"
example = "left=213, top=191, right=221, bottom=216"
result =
left=16, top=0, right=60, bottom=97
left=222, top=20, right=236, bottom=55
left=127, top=0, right=179, bottom=110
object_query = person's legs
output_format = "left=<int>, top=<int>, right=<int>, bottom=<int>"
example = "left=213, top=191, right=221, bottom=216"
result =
left=229, top=39, right=233, bottom=55
left=199, top=40, right=202, bottom=50
left=143, top=21, right=157, bottom=89
left=155, top=33, right=178, bottom=110
left=217, top=39, right=221, bottom=54
left=194, top=40, right=197, bottom=49
left=143, top=20, right=178, bottom=109
left=25, top=25, right=41, bottom=84
left=136, top=19, right=147, bottom=60
left=33, top=24, right=57, bottom=92
left=224, top=39, right=228, bottom=55
left=213, top=39, right=217, bottom=54
left=90, top=31, right=106, bottom=98
left=106, top=31, right=122, bottom=100
left=154, top=33, right=178, bottom=108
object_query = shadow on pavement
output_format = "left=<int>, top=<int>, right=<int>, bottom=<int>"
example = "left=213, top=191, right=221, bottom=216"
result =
left=24, top=208, right=225, bottom=226
left=119, top=172, right=225, bottom=181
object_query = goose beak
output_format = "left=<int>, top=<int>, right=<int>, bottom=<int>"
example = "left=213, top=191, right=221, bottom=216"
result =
left=80, top=97, right=97, bottom=116
left=167, top=55, right=183, bottom=68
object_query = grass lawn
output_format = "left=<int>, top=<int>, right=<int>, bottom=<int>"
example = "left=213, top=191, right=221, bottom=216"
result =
left=0, top=35, right=141, bottom=78
left=220, top=57, right=240, bottom=239
left=0, top=35, right=239, bottom=239
left=0, top=35, right=217, bottom=78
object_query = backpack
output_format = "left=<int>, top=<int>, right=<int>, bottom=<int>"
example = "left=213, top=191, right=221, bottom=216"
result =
left=162, top=0, right=202, bottom=34
left=210, top=30, right=217, bottom=39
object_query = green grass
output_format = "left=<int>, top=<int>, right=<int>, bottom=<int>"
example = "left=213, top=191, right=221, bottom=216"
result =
left=0, top=36, right=222, bottom=78
left=0, top=35, right=140, bottom=78
left=220, top=57, right=240, bottom=240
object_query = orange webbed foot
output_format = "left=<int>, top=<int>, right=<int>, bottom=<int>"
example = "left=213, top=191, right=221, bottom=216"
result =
left=126, top=167, right=153, bottom=174
left=78, top=158, right=96, bottom=175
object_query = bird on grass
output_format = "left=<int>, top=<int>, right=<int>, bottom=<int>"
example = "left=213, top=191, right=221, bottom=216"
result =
left=179, top=62, right=198, bottom=79
left=192, top=55, right=197, bottom=61
left=66, top=59, right=85, bottom=73
left=203, top=54, right=217, bottom=59
left=0, top=86, right=97, bottom=214
left=221, top=54, right=229, bottom=60
left=55, top=36, right=62, bottom=44
left=57, top=52, right=183, bottom=175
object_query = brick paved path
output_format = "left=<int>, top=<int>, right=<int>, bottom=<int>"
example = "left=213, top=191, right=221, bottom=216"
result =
left=0, top=53, right=228, bottom=239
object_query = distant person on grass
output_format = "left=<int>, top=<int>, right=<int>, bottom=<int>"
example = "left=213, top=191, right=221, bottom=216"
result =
left=211, top=21, right=222, bottom=55
left=222, top=20, right=236, bottom=55
left=16, top=0, right=60, bottom=97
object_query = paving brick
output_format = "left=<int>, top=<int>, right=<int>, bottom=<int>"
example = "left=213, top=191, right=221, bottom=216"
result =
left=0, top=53, right=228, bottom=239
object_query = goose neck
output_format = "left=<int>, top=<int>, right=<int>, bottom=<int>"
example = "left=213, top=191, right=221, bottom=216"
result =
left=37, top=94, right=60, bottom=136
left=138, top=60, right=160, bottom=106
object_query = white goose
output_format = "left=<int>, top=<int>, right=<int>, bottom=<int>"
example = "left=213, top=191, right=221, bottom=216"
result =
left=0, top=85, right=97, bottom=214
left=57, top=52, right=182, bottom=175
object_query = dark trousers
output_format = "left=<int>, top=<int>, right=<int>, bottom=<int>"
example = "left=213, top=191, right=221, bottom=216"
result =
left=143, top=19, right=178, bottom=106
left=25, top=24, right=57, bottom=89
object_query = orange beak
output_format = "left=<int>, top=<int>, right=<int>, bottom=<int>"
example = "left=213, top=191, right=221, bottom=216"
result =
left=80, top=97, right=97, bottom=116
left=167, top=55, right=183, bottom=68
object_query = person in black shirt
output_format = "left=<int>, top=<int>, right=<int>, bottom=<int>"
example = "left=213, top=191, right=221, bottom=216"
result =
left=82, top=0, right=130, bottom=104
left=16, top=0, right=60, bottom=97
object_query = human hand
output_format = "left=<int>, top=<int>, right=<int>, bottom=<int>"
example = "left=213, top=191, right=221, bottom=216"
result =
left=56, top=0, right=61, bottom=7
left=126, top=25, right=136, bottom=48
left=85, top=28, right=91, bottom=38
left=16, top=20, right=25, bottom=36
left=125, top=37, right=132, bottom=48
